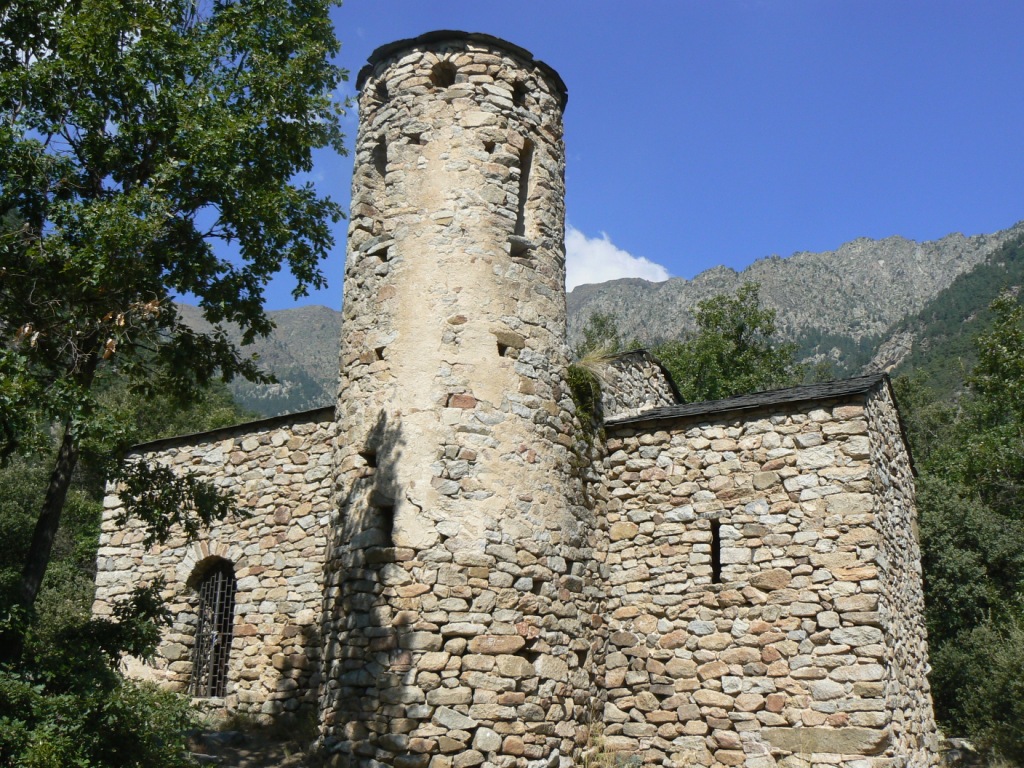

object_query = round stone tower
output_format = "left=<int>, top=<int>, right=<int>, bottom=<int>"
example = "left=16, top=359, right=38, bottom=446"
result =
left=320, top=32, right=594, bottom=767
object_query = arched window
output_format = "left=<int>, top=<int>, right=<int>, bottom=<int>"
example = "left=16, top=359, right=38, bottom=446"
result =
left=188, top=558, right=236, bottom=698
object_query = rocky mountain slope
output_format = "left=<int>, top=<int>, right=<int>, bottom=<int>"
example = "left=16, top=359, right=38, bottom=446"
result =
left=182, top=220, right=1024, bottom=417
left=883, top=229, right=1024, bottom=398
left=177, top=303, right=340, bottom=416
left=567, top=222, right=1024, bottom=353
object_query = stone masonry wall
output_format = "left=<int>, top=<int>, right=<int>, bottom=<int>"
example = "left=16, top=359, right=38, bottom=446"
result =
left=93, top=410, right=335, bottom=719
left=865, top=386, right=939, bottom=766
left=598, top=351, right=680, bottom=422
left=592, top=390, right=937, bottom=768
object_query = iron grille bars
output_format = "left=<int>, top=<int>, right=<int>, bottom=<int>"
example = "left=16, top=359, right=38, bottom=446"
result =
left=189, top=561, right=236, bottom=697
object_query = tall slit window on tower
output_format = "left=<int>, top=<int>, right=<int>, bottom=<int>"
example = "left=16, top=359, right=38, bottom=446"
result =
left=510, top=139, right=534, bottom=256
left=188, top=559, right=236, bottom=698
left=710, top=519, right=722, bottom=584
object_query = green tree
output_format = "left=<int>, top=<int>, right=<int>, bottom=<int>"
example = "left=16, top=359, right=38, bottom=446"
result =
left=0, top=0, right=346, bottom=615
left=954, top=291, right=1024, bottom=514
left=654, top=283, right=800, bottom=402
left=897, top=290, right=1024, bottom=759
left=0, top=377, right=254, bottom=767
left=573, top=311, right=625, bottom=359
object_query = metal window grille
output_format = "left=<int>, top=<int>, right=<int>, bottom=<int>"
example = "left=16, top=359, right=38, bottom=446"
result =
left=189, top=561, right=236, bottom=698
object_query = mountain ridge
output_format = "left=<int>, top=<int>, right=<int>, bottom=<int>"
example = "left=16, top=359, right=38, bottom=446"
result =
left=567, top=222, right=1024, bottom=349
left=181, top=220, right=1024, bottom=416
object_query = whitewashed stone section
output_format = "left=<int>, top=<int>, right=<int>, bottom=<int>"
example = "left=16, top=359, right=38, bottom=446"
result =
left=597, top=350, right=680, bottom=421
left=93, top=410, right=335, bottom=719
left=593, top=383, right=938, bottom=767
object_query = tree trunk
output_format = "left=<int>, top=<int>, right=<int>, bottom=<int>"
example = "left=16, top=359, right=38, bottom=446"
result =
left=17, top=420, right=81, bottom=610
left=0, top=420, right=83, bottom=664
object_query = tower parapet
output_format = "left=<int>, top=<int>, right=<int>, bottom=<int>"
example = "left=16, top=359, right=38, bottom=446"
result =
left=321, top=31, right=593, bottom=767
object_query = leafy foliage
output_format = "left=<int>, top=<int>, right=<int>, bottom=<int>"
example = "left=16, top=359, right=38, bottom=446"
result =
left=0, top=377, right=253, bottom=767
left=572, top=285, right=801, bottom=414
left=652, top=283, right=801, bottom=402
left=0, top=582, right=196, bottom=768
left=0, top=0, right=346, bottom=612
left=896, top=289, right=1024, bottom=760
left=566, top=363, right=603, bottom=435
left=573, top=311, right=626, bottom=360
left=112, top=460, right=240, bottom=547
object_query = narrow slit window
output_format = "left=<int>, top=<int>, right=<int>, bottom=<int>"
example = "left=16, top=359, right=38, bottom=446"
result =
left=512, top=81, right=528, bottom=107
left=514, top=139, right=534, bottom=238
left=375, top=503, right=395, bottom=539
left=372, top=138, right=388, bottom=179
left=189, top=560, right=236, bottom=698
left=710, top=520, right=722, bottom=584
left=510, top=139, right=535, bottom=258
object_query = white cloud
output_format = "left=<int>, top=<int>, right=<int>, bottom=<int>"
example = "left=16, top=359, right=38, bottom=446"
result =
left=565, top=225, right=670, bottom=290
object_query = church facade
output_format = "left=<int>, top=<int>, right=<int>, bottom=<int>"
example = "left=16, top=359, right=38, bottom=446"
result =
left=93, top=31, right=938, bottom=768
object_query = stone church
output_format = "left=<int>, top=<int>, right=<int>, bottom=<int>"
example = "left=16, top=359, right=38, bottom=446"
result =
left=93, top=31, right=939, bottom=768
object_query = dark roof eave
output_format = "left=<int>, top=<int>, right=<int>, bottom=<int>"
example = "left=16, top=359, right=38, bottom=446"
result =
left=127, top=406, right=335, bottom=455
left=605, top=374, right=889, bottom=429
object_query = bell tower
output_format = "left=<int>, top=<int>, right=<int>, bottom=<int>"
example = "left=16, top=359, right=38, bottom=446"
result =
left=320, top=31, right=594, bottom=768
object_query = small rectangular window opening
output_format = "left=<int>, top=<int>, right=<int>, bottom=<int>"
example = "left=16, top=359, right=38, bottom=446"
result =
left=375, top=503, right=395, bottom=539
left=710, top=520, right=722, bottom=584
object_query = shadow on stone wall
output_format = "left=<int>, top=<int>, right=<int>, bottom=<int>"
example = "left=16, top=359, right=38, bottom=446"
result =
left=260, top=620, right=323, bottom=726
left=318, top=408, right=414, bottom=761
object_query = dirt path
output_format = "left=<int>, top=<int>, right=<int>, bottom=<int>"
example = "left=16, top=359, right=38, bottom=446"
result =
left=186, top=730, right=316, bottom=768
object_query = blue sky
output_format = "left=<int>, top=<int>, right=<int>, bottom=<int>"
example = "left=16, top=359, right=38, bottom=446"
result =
left=273, top=0, right=1024, bottom=308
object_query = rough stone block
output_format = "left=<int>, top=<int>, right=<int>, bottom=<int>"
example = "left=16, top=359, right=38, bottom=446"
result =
left=762, top=726, right=890, bottom=755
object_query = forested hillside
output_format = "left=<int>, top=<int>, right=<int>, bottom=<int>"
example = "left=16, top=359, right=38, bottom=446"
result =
left=890, top=231, right=1024, bottom=398
left=176, top=304, right=340, bottom=416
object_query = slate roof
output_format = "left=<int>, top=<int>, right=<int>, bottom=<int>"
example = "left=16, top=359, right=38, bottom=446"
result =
left=605, top=373, right=889, bottom=428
